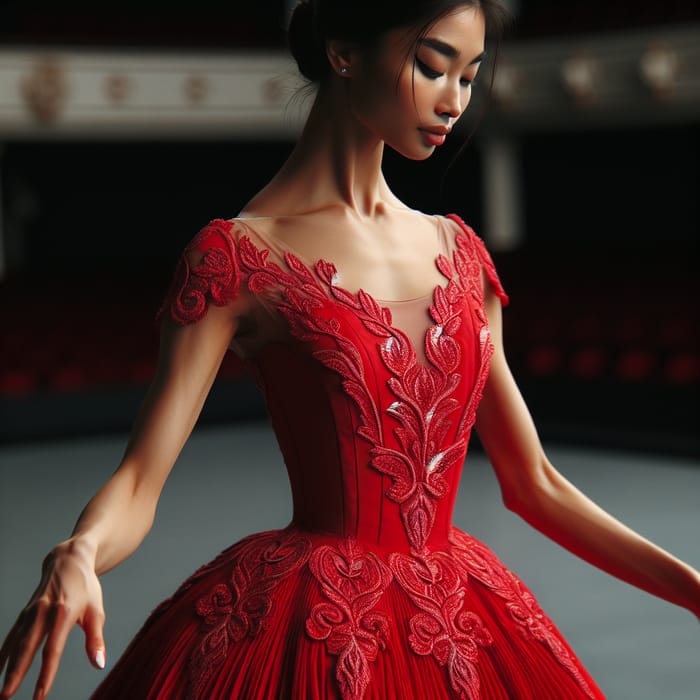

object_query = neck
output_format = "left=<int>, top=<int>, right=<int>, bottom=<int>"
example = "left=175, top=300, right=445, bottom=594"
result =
left=264, top=81, right=398, bottom=219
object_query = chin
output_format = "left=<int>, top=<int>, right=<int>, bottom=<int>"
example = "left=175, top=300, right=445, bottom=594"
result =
left=388, top=143, right=435, bottom=161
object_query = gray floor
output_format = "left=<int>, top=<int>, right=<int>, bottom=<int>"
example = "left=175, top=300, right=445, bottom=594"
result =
left=1, top=421, right=698, bottom=700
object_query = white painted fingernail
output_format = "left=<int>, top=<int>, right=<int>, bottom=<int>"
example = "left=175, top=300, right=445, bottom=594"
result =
left=95, top=650, right=105, bottom=669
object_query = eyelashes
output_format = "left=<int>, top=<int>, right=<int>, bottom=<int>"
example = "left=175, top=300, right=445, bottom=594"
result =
left=415, top=58, right=476, bottom=87
left=416, top=58, right=442, bottom=80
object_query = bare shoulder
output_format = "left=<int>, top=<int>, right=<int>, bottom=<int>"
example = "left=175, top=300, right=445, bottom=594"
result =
left=233, top=211, right=304, bottom=239
left=233, top=202, right=352, bottom=253
left=233, top=195, right=450, bottom=272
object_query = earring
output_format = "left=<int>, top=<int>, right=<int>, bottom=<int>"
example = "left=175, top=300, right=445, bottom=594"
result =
left=340, top=67, right=348, bottom=74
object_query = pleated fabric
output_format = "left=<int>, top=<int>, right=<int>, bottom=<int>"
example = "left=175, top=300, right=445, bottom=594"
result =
left=90, top=528, right=604, bottom=700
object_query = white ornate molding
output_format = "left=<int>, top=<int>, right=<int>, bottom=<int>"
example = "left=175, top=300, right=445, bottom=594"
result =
left=0, top=49, right=309, bottom=139
left=0, top=23, right=698, bottom=139
left=481, top=23, right=700, bottom=131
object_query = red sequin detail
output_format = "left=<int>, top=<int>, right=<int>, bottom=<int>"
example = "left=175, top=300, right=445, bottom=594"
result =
left=306, top=540, right=393, bottom=700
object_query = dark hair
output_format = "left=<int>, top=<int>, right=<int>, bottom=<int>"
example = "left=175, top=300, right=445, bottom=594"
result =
left=287, top=0, right=512, bottom=84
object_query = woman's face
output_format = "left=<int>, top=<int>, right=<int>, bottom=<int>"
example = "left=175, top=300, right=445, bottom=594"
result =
left=347, top=6, right=486, bottom=160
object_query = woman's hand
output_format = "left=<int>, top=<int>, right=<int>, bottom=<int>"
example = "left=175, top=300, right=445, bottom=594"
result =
left=0, top=228, right=244, bottom=699
left=0, top=539, right=105, bottom=700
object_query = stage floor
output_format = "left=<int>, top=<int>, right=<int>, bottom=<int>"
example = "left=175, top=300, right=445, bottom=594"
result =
left=1, top=421, right=698, bottom=699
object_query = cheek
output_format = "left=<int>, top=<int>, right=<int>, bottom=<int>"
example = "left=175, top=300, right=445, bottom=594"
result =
left=463, top=85, right=474, bottom=111
left=352, top=73, right=409, bottom=131
left=398, top=76, right=418, bottom=115
left=397, top=71, right=436, bottom=123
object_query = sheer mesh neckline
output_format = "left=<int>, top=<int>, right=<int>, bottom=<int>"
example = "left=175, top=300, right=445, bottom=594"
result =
left=232, top=214, right=453, bottom=306
left=227, top=216, right=462, bottom=369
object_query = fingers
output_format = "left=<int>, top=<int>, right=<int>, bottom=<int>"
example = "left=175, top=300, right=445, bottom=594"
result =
left=1, top=600, right=107, bottom=700
left=0, top=619, right=22, bottom=675
left=82, top=606, right=107, bottom=671
left=2, top=555, right=106, bottom=699
left=30, top=599, right=107, bottom=700
left=33, top=603, right=74, bottom=700
left=0, top=603, right=48, bottom=699
left=0, top=623, right=24, bottom=698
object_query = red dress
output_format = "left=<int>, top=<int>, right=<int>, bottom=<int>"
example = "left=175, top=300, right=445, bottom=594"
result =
left=90, top=214, right=605, bottom=699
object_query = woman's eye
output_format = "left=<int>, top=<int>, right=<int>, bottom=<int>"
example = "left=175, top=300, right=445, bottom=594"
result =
left=461, top=77, right=476, bottom=88
left=416, top=58, right=443, bottom=80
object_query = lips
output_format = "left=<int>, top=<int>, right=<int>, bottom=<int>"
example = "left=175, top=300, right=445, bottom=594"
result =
left=419, top=126, right=451, bottom=147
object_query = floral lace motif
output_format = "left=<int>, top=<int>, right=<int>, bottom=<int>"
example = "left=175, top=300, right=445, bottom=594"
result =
left=391, top=551, right=493, bottom=700
left=368, top=236, right=492, bottom=555
left=159, top=219, right=538, bottom=700
left=450, top=529, right=597, bottom=699
left=446, top=214, right=509, bottom=309
left=186, top=531, right=312, bottom=700
left=306, top=540, right=393, bottom=700
left=158, top=219, right=241, bottom=325
left=238, top=229, right=493, bottom=555
left=232, top=224, right=499, bottom=698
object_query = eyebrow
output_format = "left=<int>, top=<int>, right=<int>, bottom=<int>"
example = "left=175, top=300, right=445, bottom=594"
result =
left=419, top=38, right=485, bottom=65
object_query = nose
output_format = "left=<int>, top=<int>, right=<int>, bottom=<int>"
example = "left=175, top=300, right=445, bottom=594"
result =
left=437, top=81, right=464, bottom=120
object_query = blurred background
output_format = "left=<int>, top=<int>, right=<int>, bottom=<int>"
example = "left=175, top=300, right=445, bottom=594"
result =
left=0, top=2, right=699, bottom=700
left=0, top=0, right=697, bottom=452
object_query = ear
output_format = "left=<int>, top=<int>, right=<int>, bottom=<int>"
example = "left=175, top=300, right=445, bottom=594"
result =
left=326, top=39, right=358, bottom=77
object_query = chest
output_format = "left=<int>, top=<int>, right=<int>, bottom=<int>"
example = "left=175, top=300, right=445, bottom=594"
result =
left=253, top=213, right=449, bottom=303
left=233, top=228, right=489, bottom=377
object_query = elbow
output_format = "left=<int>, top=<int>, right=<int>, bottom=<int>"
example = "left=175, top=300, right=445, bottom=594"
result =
left=501, top=486, right=521, bottom=514
left=500, top=457, right=556, bottom=517
left=502, top=486, right=532, bottom=515
left=133, top=490, right=158, bottom=540
left=141, top=503, right=157, bottom=535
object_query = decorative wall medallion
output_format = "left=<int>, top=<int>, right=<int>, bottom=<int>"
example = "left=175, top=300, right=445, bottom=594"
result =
left=491, top=61, right=522, bottom=111
left=640, top=42, right=679, bottom=101
left=262, top=76, right=284, bottom=105
left=560, top=53, right=599, bottom=105
left=20, top=56, right=68, bottom=123
left=184, top=75, right=209, bottom=104
left=104, top=73, right=131, bottom=104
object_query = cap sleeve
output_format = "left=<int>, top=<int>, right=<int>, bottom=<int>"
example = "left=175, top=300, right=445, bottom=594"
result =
left=158, top=218, right=241, bottom=325
left=446, top=214, right=509, bottom=307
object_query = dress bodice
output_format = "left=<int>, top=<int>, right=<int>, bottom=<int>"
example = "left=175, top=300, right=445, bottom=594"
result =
left=130, top=214, right=604, bottom=700
left=160, top=214, right=509, bottom=556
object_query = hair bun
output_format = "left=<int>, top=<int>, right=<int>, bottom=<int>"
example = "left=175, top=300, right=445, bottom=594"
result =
left=287, top=1, right=328, bottom=82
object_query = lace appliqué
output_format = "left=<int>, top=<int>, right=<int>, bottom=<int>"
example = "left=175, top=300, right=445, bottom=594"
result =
left=159, top=218, right=240, bottom=325
left=233, top=228, right=499, bottom=696
left=237, top=233, right=491, bottom=554
left=450, top=529, right=597, bottom=699
left=369, top=238, right=493, bottom=555
left=148, top=539, right=254, bottom=622
left=447, top=215, right=509, bottom=307
left=306, top=540, right=393, bottom=700
left=187, top=531, right=312, bottom=700
left=391, top=551, right=493, bottom=700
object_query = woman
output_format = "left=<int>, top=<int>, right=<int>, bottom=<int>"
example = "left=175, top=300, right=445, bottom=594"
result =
left=1, top=1, right=698, bottom=698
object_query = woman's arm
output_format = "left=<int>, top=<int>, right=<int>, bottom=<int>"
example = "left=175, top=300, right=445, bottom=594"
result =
left=0, top=295, right=243, bottom=700
left=475, top=283, right=700, bottom=618
left=73, top=303, right=240, bottom=575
